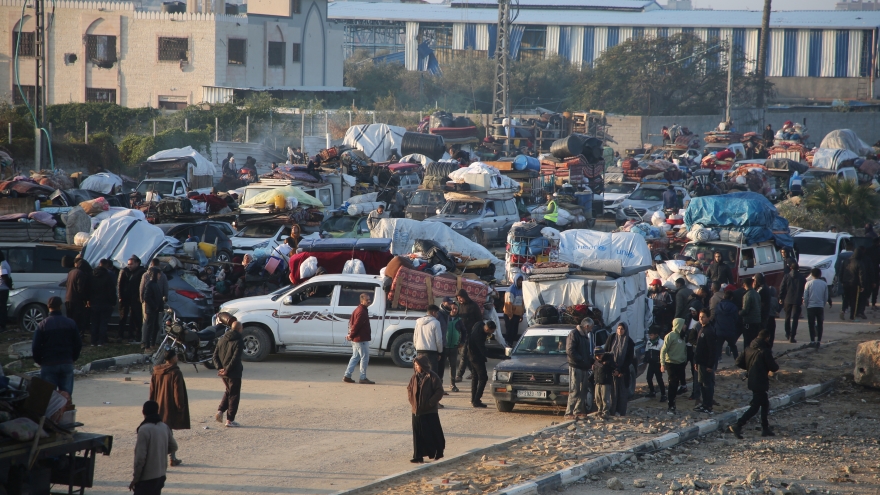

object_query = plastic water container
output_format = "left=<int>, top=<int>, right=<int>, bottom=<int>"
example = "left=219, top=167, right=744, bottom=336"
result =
left=513, top=154, right=541, bottom=171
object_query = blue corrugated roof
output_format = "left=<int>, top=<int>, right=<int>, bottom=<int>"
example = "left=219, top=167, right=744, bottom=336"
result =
left=328, top=2, right=880, bottom=28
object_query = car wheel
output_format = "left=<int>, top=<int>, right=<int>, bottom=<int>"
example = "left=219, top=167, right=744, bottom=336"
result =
left=241, top=326, right=271, bottom=362
left=495, top=400, right=515, bottom=413
left=217, top=250, right=232, bottom=263
left=390, top=332, right=416, bottom=368
left=19, top=304, right=47, bottom=333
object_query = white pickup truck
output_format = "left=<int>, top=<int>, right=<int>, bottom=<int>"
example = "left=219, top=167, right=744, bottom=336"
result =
left=217, top=274, right=427, bottom=367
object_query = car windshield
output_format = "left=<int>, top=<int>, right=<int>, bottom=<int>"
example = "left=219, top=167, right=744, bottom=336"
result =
left=442, top=201, right=483, bottom=215
left=320, top=215, right=360, bottom=232
left=409, top=190, right=446, bottom=206
left=241, top=187, right=274, bottom=204
left=681, top=243, right=739, bottom=266
left=605, top=183, right=637, bottom=194
left=236, top=224, right=281, bottom=238
left=793, top=237, right=837, bottom=256
left=136, top=181, right=174, bottom=195
left=514, top=332, right=570, bottom=355
left=627, top=188, right=664, bottom=201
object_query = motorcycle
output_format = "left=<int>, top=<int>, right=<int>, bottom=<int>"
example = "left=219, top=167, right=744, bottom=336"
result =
left=151, top=310, right=234, bottom=371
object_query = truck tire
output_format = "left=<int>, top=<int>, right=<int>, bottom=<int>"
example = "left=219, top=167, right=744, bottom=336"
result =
left=241, top=326, right=271, bottom=362
left=495, top=400, right=515, bottom=412
left=390, top=332, right=416, bottom=368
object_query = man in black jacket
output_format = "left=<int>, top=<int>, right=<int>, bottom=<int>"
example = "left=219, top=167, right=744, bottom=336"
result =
left=65, top=257, right=92, bottom=339
left=89, top=259, right=117, bottom=346
left=779, top=262, right=806, bottom=343
left=118, top=255, right=146, bottom=343
left=673, top=278, right=693, bottom=320
left=706, top=252, right=733, bottom=287
left=32, top=297, right=82, bottom=395
left=693, top=308, right=718, bottom=414
left=467, top=320, right=494, bottom=408
left=730, top=331, right=780, bottom=439
left=213, top=321, right=244, bottom=427
left=564, top=318, right=595, bottom=420
left=454, top=290, right=482, bottom=383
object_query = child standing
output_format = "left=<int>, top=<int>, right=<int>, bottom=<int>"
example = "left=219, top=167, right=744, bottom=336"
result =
left=593, top=347, right=615, bottom=420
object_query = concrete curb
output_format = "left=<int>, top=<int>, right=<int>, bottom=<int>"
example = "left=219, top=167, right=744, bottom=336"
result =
left=81, top=353, right=147, bottom=373
left=493, top=380, right=836, bottom=495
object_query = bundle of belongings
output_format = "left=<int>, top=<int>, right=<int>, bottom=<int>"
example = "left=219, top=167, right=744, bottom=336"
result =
left=672, top=127, right=700, bottom=148
left=29, top=169, right=74, bottom=190
left=774, top=121, right=808, bottom=143
left=617, top=209, right=676, bottom=243
left=262, top=164, right=324, bottom=183
left=387, top=258, right=489, bottom=311
left=683, top=192, right=792, bottom=248
left=505, top=222, right=561, bottom=277
left=767, top=141, right=807, bottom=161
left=289, top=239, right=394, bottom=285
left=701, top=149, right=736, bottom=170
left=446, top=162, right=518, bottom=191
left=704, top=127, right=743, bottom=144
left=725, top=164, right=774, bottom=197
left=646, top=259, right=707, bottom=293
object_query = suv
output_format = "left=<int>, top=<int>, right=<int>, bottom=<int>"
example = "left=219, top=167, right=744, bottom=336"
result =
left=156, top=222, right=235, bottom=262
left=0, top=243, right=80, bottom=288
left=405, top=189, right=448, bottom=221
left=792, top=231, right=855, bottom=296
left=424, top=196, right=520, bottom=245
left=602, top=182, right=639, bottom=216
left=681, top=240, right=785, bottom=289
left=615, top=183, right=690, bottom=226
left=396, top=172, right=422, bottom=194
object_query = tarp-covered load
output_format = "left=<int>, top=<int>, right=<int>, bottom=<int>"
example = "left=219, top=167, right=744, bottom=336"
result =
left=343, top=124, right=406, bottom=162
left=81, top=216, right=170, bottom=269
left=147, top=146, right=216, bottom=176
left=370, top=218, right=505, bottom=280
left=763, top=158, right=809, bottom=174
left=810, top=148, right=859, bottom=171
left=557, top=230, right=653, bottom=273
left=819, top=129, right=872, bottom=157
left=80, top=172, right=123, bottom=194
left=684, top=192, right=792, bottom=248
left=241, top=185, right=325, bottom=208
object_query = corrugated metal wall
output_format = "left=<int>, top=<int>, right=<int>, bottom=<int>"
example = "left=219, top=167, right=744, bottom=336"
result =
left=405, top=22, right=419, bottom=70
left=559, top=26, right=572, bottom=60
left=546, top=25, right=560, bottom=57
left=744, top=28, right=758, bottom=73
left=848, top=29, right=863, bottom=77
left=453, top=23, right=465, bottom=50
left=808, top=29, right=823, bottom=77
left=595, top=26, right=608, bottom=58
left=476, top=24, right=489, bottom=51
left=619, top=27, right=632, bottom=43
left=795, top=29, right=810, bottom=77
left=571, top=26, right=585, bottom=66
left=782, top=29, right=797, bottom=77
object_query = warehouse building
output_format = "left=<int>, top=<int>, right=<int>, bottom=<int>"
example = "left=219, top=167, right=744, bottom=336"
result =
left=329, top=0, right=880, bottom=101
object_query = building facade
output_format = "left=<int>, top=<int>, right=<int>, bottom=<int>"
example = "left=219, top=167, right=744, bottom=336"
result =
left=330, top=0, right=880, bottom=101
left=1, top=0, right=346, bottom=108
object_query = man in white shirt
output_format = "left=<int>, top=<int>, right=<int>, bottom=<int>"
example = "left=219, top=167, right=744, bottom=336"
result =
left=414, top=305, right=444, bottom=374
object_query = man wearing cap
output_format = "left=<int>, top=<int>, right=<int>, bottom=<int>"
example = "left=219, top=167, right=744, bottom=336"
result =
left=565, top=318, right=595, bottom=420
left=32, top=297, right=81, bottom=395
left=118, top=255, right=147, bottom=344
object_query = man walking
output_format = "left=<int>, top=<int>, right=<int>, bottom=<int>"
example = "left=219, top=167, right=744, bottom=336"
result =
left=366, top=204, right=389, bottom=230
left=118, top=255, right=146, bottom=343
left=438, top=304, right=465, bottom=392
left=729, top=331, right=779, bottom=439
left=343, top=293, right=375, bottom=384
left=131, top=400, right=177, bottom=495
left=660, top=318, right=687, bottom=415
left=65, top=256, right=92, bottom=339
left=454, top=290, right=482, bottom=383
left=150, top=349, right=189, bottom=467
left=779, top=261, right=806, bottom=343
left=693, top=309, right=718, bottom=414
left=564, top=318, right=594, bottom=420
left=739, top=278, right=762, bottom=348
left=414, top=305, right=444, bottom=376
left=89, top=259, right=116, bottom=346
left=32, top=296, right=81, bottom=395
left=213, top=321, right=244, bottom=427
left=467, top=320, right=495, bottom=408
left=803, top=268, right=829, bottom=349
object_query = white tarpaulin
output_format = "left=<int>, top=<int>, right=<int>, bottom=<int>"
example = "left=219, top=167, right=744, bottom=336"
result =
left=448, top=162, right=518, bottom=189
left=370, top=218, right=505, bottom=280
left=80, top=172, right=123, bottom=194
left=819, top=129, right=872, bottom=156
left=148, top=146, right=217, bottom=176
left=82, top=217, right=169, bottom=269
left=557, top=230, right=653, bottom=268
left=811, top=148, right=859, bottom=170
left=522, top=275, right=650, bottom=340
left=343, top=124, right=406, bottom=162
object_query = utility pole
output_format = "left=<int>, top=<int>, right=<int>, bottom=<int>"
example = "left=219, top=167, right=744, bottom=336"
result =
left=492, top=0, right=511, bottom=154
left=756, top=0, right=771, bottom=109
left=726, top=40, right=734, bottom=122
left=33, top=0, right=47, bottom=168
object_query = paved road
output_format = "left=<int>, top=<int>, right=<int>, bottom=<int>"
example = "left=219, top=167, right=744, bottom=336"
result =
left=78, top=305, right=876, bottom=494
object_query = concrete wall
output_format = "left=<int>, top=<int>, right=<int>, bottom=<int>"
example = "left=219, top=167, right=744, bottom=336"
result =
left=768, top=76, right=880, bottom=101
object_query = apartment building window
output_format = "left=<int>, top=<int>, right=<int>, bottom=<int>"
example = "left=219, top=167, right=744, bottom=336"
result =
left=12, top=85, right=35, bottom=106
left=13, top=31, right=35, bottom=57
left=291, top=43, right=301, bottom=63
left=86, top=88, right=116, bottom=103
left=228, top=39, right=246, bottom=65
left=268, top=41, right=285, bottom=67
left=86, top=35, right=117, bottom=66
left=158, top=37, right=188, bottom=61
left=292, top=0, right=301, bottom=14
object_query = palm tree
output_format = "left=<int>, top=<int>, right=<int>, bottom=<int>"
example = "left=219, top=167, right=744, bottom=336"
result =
left=803, top=177, right=880, bottom=229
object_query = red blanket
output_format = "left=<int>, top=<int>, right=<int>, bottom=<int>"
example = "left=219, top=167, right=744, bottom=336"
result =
left=288, top=250, right=393, bottom=285
left=390, top=267, right=489, bottom=311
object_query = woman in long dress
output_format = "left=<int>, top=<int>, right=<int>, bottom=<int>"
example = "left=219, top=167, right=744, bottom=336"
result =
left=407, top=355, right=445, bottom=463
left=605, top=322, right=635, bottom=416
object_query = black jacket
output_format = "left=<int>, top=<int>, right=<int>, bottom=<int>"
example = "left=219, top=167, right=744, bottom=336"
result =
left=592, top=354, right=614, bottom=385
left=458, top=299, right=482, bottom=337
left=693, top=321, right=718, bottom=368
left=706, top=261, right=733, bottom=286
left=674, top=287, right=693, bottom=319
left=714, top=299, right=741, bottom=338
left=118, top=265, right=146, bottom=305
left=32, top=312, right=82, bottom=366
left=142, top=278, right=165, bottom=312
left=566, top=328, right=593, bottom=370
left=467, top=322, right=488, bottom=364
left=736, top=339, right=779, bottom=392
left=90, top=267, right=117, bottom=308
left=604, top=333, right=634, bottom=377
left=65, top=267, right=91, bottom=305
left=213, top=330, right=244, bottom=378
left=756, top=285, right=772, bottom=323
left=779, top=271, right=806, bottom=306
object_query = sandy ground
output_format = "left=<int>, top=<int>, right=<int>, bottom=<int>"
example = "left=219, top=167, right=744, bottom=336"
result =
left=73, top=302, right=880, bottom=495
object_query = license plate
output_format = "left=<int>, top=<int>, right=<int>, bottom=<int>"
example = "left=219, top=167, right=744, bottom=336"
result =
left=517, top=390, right=547, bottom=399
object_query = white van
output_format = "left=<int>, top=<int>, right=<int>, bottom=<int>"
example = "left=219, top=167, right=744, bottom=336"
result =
left=0, top=243, right=81, bottom=288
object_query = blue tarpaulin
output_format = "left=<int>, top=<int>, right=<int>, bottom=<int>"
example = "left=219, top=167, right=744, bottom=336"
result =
left=685, top=192, right=778, bottom=228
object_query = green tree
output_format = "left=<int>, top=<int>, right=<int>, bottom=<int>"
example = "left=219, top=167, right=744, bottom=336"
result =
left=803, top=178, right=880, bottom=229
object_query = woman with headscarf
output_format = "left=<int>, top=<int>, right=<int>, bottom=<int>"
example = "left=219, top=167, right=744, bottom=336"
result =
left=605, top=322, right=635, bottom=416
left=407, top=355, right=445, bottom=464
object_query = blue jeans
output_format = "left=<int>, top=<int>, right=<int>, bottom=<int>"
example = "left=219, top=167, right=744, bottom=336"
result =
left=344, top=341, right=370, bottom=380
left=41, top=363, right=75, bottom=395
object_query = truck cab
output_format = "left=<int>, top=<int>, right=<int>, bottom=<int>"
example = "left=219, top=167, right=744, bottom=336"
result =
left=680, top=240, right=785, bottom=288
left=135, top=178, right=192, bottom=199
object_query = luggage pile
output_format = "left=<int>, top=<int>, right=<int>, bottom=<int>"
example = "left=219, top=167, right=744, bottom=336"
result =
left=505, top=221, right=561, bottom=281
left=540, top=134, right=605, bottom=192
left=768, top=141, right=807, bottom=162
left=701, top=149, right=736, bottom=170
left=684, top=192, right=793, bottom=248
left=704, top=130, right=743, bottom=144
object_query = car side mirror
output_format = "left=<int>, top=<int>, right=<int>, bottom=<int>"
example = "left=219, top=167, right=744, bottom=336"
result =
left=436, top=208, right=441, bottom=215
left=175, top=188, right=184, bottom=195
left=282, top=295, right=294, bottom=305
left=741, top=259, right=755, bottom=269
left=505, top=347, right=512, bottom=357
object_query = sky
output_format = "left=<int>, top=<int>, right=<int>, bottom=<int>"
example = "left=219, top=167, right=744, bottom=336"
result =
left=693, top=0, right=838, bottom=10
